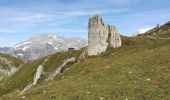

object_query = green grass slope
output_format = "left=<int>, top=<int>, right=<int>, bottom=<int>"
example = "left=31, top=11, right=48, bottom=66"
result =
left=18, top=35, right=170, bottom=100
left=142, top=21, right=170, bottom=38
left=1, top=22, right=170, bottom=100
left=0, top=50, right=81, bottom=97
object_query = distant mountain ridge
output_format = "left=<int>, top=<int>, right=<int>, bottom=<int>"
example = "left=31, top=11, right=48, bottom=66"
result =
left=0, top=34, right=87, bottom=61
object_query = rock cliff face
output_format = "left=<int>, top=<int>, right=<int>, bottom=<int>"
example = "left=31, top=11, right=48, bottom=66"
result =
left=88, top=15, right=121, bottom=56
left=108, top=25, right=122, bottom=48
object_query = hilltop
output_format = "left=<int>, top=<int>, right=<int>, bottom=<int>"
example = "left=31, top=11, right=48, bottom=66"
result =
left=0, top=19, right=170, bottom=100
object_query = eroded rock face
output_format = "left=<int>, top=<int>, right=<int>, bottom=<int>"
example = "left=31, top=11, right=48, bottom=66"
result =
left=88, top=15, right=121, bottom=56
left=46, top=57, right=76, bottom=81
left=33, top=65, right=44, bottom=85
left=108, top=25, right=122, bottom=48
left=20, top=57, right=49, bottom=95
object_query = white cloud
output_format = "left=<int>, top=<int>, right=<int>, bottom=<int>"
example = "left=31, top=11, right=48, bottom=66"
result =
left=0, top=5, right=131, bottom=33
left=53, top=29, right=86, bottom=33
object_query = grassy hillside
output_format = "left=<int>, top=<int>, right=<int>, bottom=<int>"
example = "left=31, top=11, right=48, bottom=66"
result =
left=0, top=50, right=81, bottom=97
left=142, top=21, right=170, bottom=38
left=1, top=22, right=170, bottom=100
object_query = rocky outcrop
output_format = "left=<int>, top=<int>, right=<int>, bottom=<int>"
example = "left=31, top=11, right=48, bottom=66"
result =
left=88, top=15, right=121, bottom=56
left=20, top=65, right=44, bottom=95
left=78, top=48, right=87, bottom=62
left=0, top=56, right=19, bottom=80
left=20, top=57, right=49, bottom=95
left=108, top=25, right=122, bottom=48
left=47, top=57, right=76, bottom=81
left=33, top=65, right=44, bottom=85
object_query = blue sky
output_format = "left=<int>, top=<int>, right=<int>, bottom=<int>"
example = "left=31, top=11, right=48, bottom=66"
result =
left=0, top=0, right=170, bottom=47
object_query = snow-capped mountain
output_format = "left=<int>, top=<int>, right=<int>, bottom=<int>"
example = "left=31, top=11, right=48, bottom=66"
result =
left=0, top=34, right=87, bottom=61
left=133, top=27, right=153, bottom=36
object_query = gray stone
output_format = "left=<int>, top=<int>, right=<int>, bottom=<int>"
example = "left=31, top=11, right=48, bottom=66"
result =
left=108, top=25, right=122, bottom=48
left=33, top=65, right=44, bottom=85
left=46, top=57, right=76, bottom=80
left=88, top=15, right=121, bottom=56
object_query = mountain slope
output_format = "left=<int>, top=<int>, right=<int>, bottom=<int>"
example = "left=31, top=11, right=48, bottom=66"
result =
left=0, top=34, right=87, bottom=61
left=145, top=21, right=170, bottom=37
left=0, top=22, right=170, bottom=99
left=0, top=53, right=23, bottom=80
left=0, top=50, right=82, bottom=97
left=133, top=27, right=152, bottom=36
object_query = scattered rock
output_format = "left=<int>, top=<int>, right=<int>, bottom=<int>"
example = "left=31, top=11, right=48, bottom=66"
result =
left=105, top=66, right=110, bottom=69
left=16, top=89, right=20, bottom=93
left=129, top=71, right=132, bottom=74
left=146, top=78, right=151, bottom=81
left=99, top=97, right=104, bottom=100
left=21, top=96, right=25, bottom=99
left=90, top=86, right=94, bottom=88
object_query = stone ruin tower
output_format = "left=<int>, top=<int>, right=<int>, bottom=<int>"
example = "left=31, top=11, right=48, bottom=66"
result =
left=87, top=15, right=122, bottom=56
